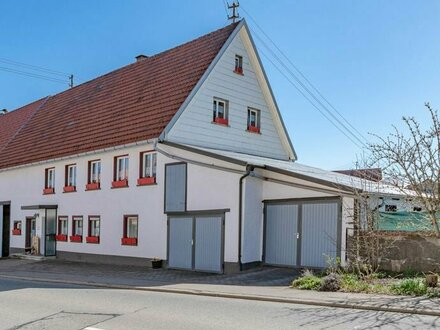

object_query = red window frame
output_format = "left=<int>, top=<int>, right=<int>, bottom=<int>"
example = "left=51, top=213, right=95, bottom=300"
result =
left=112, top=155, right=129, bottom=188
left=86, top=159, right=101, bottom=190
left=138, top=151, right=157, bottom=186
left=121, top=215, right=138, bottom=246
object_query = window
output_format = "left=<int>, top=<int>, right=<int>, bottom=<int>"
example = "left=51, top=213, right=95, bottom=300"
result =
left=212, top=98, right=229, bottom=125
left=72, top=216, right=83, bottom=237
left=115, top=155, right=129, bottom=181
left=122, top=215, right=138, bottom=246
left=234, top=55, right=243, bottom=74
left=385, top=205, right=397, bottom=212
left=88, top=160, right=101, bottom=184
left=12, top=221, right=22, bottom=235
left=64, top=164, right=77, bottom=192
left=88, top=216, right=100, bottom=237
left=58, top=216, right=68, bottom=235
left=45, top=168, right=55, bottom=189
left=138, top=152, right=157, bottom=185
left=124, top=216, right=138, bottom=238
left=113, top=155, right=129, bottom=188
left=247, top=108, right=261, bottom=133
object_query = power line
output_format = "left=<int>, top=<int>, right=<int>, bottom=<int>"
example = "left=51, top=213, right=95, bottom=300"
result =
left=241, top=5, right=369, bottom=147
left=0, top=66, right=68, bottom=85
left=258, top=48, right=365, bottom=149
left=0, top=57, right=70, bottom=77
left=251, top=29, right=367, bottom=148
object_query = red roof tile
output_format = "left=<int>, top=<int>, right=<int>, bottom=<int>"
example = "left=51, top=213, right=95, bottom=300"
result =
left=0, top=97, right=47, bottom=153
left=0, top=22, right=238, bottom=169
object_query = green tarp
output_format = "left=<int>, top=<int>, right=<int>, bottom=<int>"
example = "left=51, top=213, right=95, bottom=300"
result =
left=378, top=211, right=434, bottom=231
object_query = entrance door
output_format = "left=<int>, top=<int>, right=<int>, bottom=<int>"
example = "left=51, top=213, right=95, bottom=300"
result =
left=1, top=204, right=10, bottom=257
left=44, top=209, right=57, bottom=256
left=264, top=203, right=299, bottom=266
left=168, top=215, right=224, bottom=273
left=25, top=217, right=36, bottom=253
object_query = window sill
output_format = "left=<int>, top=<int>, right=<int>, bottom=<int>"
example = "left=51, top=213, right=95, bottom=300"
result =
left=246, top=126, right=261, bottom=134
left=12, top=229, right=21, bottom=236
left=63, top=186, right=76, bottom=193
left=43, top=188, right=55, bottom=195
left=69, top=235, right=82, bottom=243
left=55, top=235, right=68, bottom=241
left=212, top=118, right=229, bottom=126
left=86, top=183, right=100, bottom=191
left=137, top=177, right=156, bottom=186
left=86, top=236, right=100, bottom=244
left=121, top=237, right=138, bottom=246
left=112, top=179, right=129, bottom=188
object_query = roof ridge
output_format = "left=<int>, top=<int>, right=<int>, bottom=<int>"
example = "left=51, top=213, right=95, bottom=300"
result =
left=0, top=96, right=50, bottom=153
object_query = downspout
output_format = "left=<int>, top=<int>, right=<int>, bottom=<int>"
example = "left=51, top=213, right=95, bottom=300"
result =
left=238, top=164, right=254, bottom=271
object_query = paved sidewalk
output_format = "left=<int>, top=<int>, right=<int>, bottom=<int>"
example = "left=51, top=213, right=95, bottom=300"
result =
left=1, top=258, right=440, bottom=317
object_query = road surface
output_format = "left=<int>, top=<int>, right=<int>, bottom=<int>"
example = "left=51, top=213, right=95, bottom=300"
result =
left=0, top=278, right=438, bottom=329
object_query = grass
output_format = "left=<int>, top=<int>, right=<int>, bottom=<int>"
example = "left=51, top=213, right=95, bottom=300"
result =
left=291, top=269, right=440, bottom=297
left=291, top=271, right=322, bottom=290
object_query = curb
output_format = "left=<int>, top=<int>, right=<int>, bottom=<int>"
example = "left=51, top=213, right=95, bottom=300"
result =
left=0, top=274, right=439, bottom=317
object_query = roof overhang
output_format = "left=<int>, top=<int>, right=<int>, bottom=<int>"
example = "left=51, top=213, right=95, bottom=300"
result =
left=21, top=205, right=58, bottom=210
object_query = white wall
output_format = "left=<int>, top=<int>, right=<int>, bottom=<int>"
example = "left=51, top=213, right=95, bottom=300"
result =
left=166, top=28, right=290, bottom=160
left=241, top=176, right=263, bottom=263
left=0, top=143, right=243, bottom=263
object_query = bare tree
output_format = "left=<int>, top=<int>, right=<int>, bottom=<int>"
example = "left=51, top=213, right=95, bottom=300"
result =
left=369, top=103, right=440, bottom=236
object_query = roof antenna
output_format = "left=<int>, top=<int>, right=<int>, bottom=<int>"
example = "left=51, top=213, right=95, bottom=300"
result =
left=69, top=74, right=74, bottom=88
left=227, top=1, right=240, bottom=23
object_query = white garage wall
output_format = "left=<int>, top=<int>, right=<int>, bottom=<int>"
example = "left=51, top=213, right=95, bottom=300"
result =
left=241, top=176, right=263, bottom=263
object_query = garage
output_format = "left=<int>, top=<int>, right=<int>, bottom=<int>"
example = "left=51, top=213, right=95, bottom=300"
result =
left=167, top=214, right=224, bottom=273
left=263, top=198, right=341, bottom=268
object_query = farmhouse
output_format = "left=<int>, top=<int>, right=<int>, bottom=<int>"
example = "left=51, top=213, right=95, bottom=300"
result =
left=0, top=20, right=365, bottom=273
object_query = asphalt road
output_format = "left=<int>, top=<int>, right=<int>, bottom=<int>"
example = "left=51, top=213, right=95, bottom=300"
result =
left=0, top=278, right=439, bottom=330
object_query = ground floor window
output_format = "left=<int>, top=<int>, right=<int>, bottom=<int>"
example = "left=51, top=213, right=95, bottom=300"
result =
left=72, top=216, right=83, bottom=237
left=88, top=216, right=100, bottom=237
left=58, top=216, right=68, bottom=235
left=122, top=215, right=138, bottom=246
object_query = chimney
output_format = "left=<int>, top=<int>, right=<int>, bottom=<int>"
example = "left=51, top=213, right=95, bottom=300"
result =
left=0, top=109, right=7, bottom=115
left=135, top=54, right=148, bottom=62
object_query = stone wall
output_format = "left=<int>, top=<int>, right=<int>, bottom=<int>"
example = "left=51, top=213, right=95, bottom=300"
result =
left=347, top=232, right=440, bottom=273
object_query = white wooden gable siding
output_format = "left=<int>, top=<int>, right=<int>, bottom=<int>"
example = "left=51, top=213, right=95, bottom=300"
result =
left=166, top=30, right=290, bottom=160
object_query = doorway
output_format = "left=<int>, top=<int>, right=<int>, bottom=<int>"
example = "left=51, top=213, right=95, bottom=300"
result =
left=25, top=217, right=36, bottom=253
left=2, top=204, right=10, bottom=257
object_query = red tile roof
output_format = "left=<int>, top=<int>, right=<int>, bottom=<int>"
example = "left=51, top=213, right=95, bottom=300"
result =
left=0, top=97, right=47, bottom=153
left=0, top=22, right=238, bottom=169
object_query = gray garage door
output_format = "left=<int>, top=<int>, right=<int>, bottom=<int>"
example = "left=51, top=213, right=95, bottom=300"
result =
left=301, top=202, right=339, bottom=268
left=264, top=199, right=340, bottom=268
left=168, top=215, right=224, bottom=273
left=264, top=204, right=298, bottom=266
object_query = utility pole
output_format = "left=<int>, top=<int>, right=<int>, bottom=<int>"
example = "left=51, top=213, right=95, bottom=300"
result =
left=68, top=74, right=74, bottom=88
left=227, top=1, right=240, bottom=23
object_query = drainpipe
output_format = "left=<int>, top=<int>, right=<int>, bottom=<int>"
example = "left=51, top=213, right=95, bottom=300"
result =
left=238, top=165, right=254, bottom=271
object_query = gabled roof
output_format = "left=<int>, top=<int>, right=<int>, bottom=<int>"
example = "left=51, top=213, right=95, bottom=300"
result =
left=0, top=97, right=47, bottom=153
left=0, top=22, right=239, bottom=170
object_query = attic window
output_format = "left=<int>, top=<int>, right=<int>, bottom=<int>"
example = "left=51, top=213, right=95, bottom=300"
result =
left=234, top=55, right=243, bottom=74
left=212, top=98, right=229, bottom=125
left=247, top=107, right=261, bottom=133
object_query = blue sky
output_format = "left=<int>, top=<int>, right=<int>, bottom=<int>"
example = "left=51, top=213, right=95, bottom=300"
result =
left=1, top=1, right=439, bottom=169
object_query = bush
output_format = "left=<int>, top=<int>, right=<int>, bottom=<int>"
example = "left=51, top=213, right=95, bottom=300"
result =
left=391, top=278, right=428, bottom=296
left=340, top=273, right=369, bottom=292
left=320, top=273, right=341, bottom=292
left=291, top=270, right=322, bottom=290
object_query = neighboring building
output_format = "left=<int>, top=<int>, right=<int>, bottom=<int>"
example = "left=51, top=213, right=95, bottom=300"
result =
left=0, top=20, right=369, bottom=273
